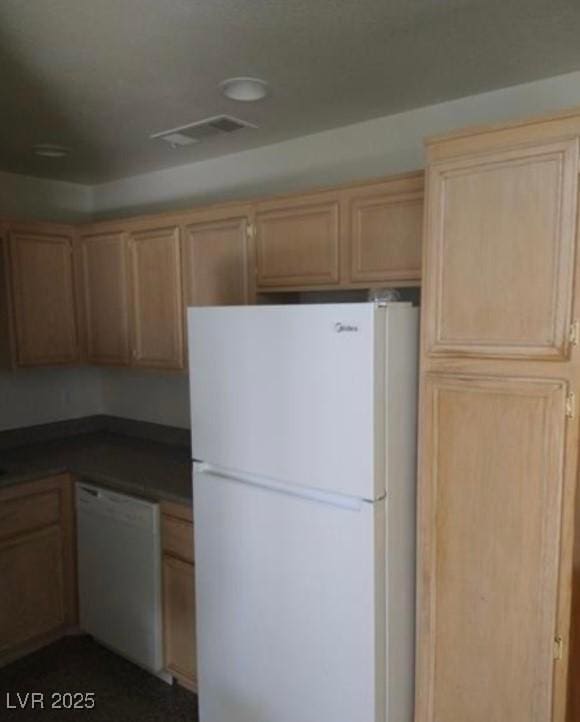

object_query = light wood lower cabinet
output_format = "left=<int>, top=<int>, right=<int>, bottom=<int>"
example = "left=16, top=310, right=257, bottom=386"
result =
left=161, top=501, right=196, bottom=691
left=163, top=556, right=197, bottom=687
left=417, top=374, right=567, bottom=722
left=0, top=475, right=77, bottom=666
left=0, top=527, right=65, bottom=654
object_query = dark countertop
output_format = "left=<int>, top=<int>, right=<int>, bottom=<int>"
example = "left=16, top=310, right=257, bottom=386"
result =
left=0, top=431, right=193, bottom=506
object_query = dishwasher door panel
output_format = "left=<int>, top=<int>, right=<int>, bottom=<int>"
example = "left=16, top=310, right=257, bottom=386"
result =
left=76, top=483, right=164, bottom=675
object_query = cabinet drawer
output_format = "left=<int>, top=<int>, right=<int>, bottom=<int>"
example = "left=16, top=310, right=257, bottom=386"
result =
left=0, top=490, right=61, bottom=542
left=161, top=515, right=194, bottom=564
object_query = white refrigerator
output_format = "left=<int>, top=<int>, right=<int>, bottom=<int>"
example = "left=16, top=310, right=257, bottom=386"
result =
left=188, top=302, right=418, bottom=722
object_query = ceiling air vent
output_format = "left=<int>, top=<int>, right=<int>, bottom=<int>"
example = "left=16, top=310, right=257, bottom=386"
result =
left=151, top=115, right=257, bottom=147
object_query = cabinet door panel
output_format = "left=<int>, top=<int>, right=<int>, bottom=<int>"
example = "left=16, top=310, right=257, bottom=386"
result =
left=163, top=555, right=196, bottom=684
left=10, top=231, right=78, bottom=365
left=349, top=191, right=422, bottom=283
left=130, top=227, right=184, bottom=369
left=0, top=526, right=65, bottom=654
left=417, top=374, right=567, bottom=722
left=183, top=217, right=250, bottom=306
left=424, top=140, right=578, bottom=358
left=256, top=198, right=339, bottom=287
left=81, top=232, right=131, bottom=364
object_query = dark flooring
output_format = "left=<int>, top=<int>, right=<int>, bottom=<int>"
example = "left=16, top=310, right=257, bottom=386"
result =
left=0, top=635, right=198, bottom=721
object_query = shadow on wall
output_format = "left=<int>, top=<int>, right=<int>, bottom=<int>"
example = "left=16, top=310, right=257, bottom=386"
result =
left=0, top=17, right=112, bottom=189
left=0, top=367, right=104, bottom=431
left=100, top=368, right=190, bottom=430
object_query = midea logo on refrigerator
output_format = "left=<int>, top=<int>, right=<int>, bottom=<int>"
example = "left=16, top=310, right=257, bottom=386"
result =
left=334, top=322, right=359, bottom=333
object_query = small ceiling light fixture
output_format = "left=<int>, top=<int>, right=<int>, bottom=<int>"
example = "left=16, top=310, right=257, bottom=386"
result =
left=33, top=143, right=69, bottom=158
left=219, top=77, right=269, bottom=102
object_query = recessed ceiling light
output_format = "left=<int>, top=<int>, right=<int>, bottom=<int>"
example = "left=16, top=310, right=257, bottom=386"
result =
left=33, top=143, right=69, bottom=158
left=219, top=77, right=269, bottom=102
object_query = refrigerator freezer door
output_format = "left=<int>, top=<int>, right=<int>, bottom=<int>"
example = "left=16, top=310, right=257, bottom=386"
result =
left=193, top=464, right=386, bottom=722
left=189, top=303, right=385, bottom=500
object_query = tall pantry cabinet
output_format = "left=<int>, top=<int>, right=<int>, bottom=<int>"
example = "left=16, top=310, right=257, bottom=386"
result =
left=416, top=111, right=580, bottom=722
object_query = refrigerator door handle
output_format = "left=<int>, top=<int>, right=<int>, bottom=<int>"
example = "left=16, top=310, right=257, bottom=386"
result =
left=196, top=463, right=371, bottom=511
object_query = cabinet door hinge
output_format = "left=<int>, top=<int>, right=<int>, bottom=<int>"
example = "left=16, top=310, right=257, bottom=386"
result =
left=570, top=320, right=580, bottom=346
left=554, top=635, right=564, bottom=661
left=566, top=392, right=576, bottom=419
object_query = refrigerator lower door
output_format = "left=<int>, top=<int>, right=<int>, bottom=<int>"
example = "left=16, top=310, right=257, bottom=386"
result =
left=193, top=464, right=386, bottom=722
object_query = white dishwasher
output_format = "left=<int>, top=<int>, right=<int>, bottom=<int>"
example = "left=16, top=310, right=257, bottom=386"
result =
left=76, top=482, right=169, bottom=681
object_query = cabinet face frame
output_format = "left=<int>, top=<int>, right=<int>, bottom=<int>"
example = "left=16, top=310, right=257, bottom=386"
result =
left=423, top=139, right=579, bottom=360
left=129, top=226, right=184, bottom=370
left=9, top=229, right=79, bottom=366
left=80, top=231, right=131, bottom=365
left=255, top=195, right=340, bottom=288
left=0, top=231, right=16, bottom=367
left=416, top=373, right=570, bottom=722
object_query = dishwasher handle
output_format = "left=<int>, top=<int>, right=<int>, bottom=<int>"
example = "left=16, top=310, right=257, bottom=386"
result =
left=77, top=484, right=130, bottom=505
left=78, top=485, right=100, bottom=498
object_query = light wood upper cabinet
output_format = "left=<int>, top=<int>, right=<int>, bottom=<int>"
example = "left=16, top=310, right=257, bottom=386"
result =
left=255, top=193, right=340, bottom=288
left=80, top=232, right=131, bottom=365
left=416, top=374, right=567, bottom=722
left=0, top=170, right=427, bottom=370
left=129, top=226, right=184, bottom=369
left=345, top=174, right=423, bottom=284
left=182, top=215, right=252, bottom=306
left=8, top=228, right=79, bottom=366
left=423, top=139, right=579, bottom=359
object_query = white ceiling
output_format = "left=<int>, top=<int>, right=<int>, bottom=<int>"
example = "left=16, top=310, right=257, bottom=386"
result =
left=1, top=0, right=580, bottom=183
